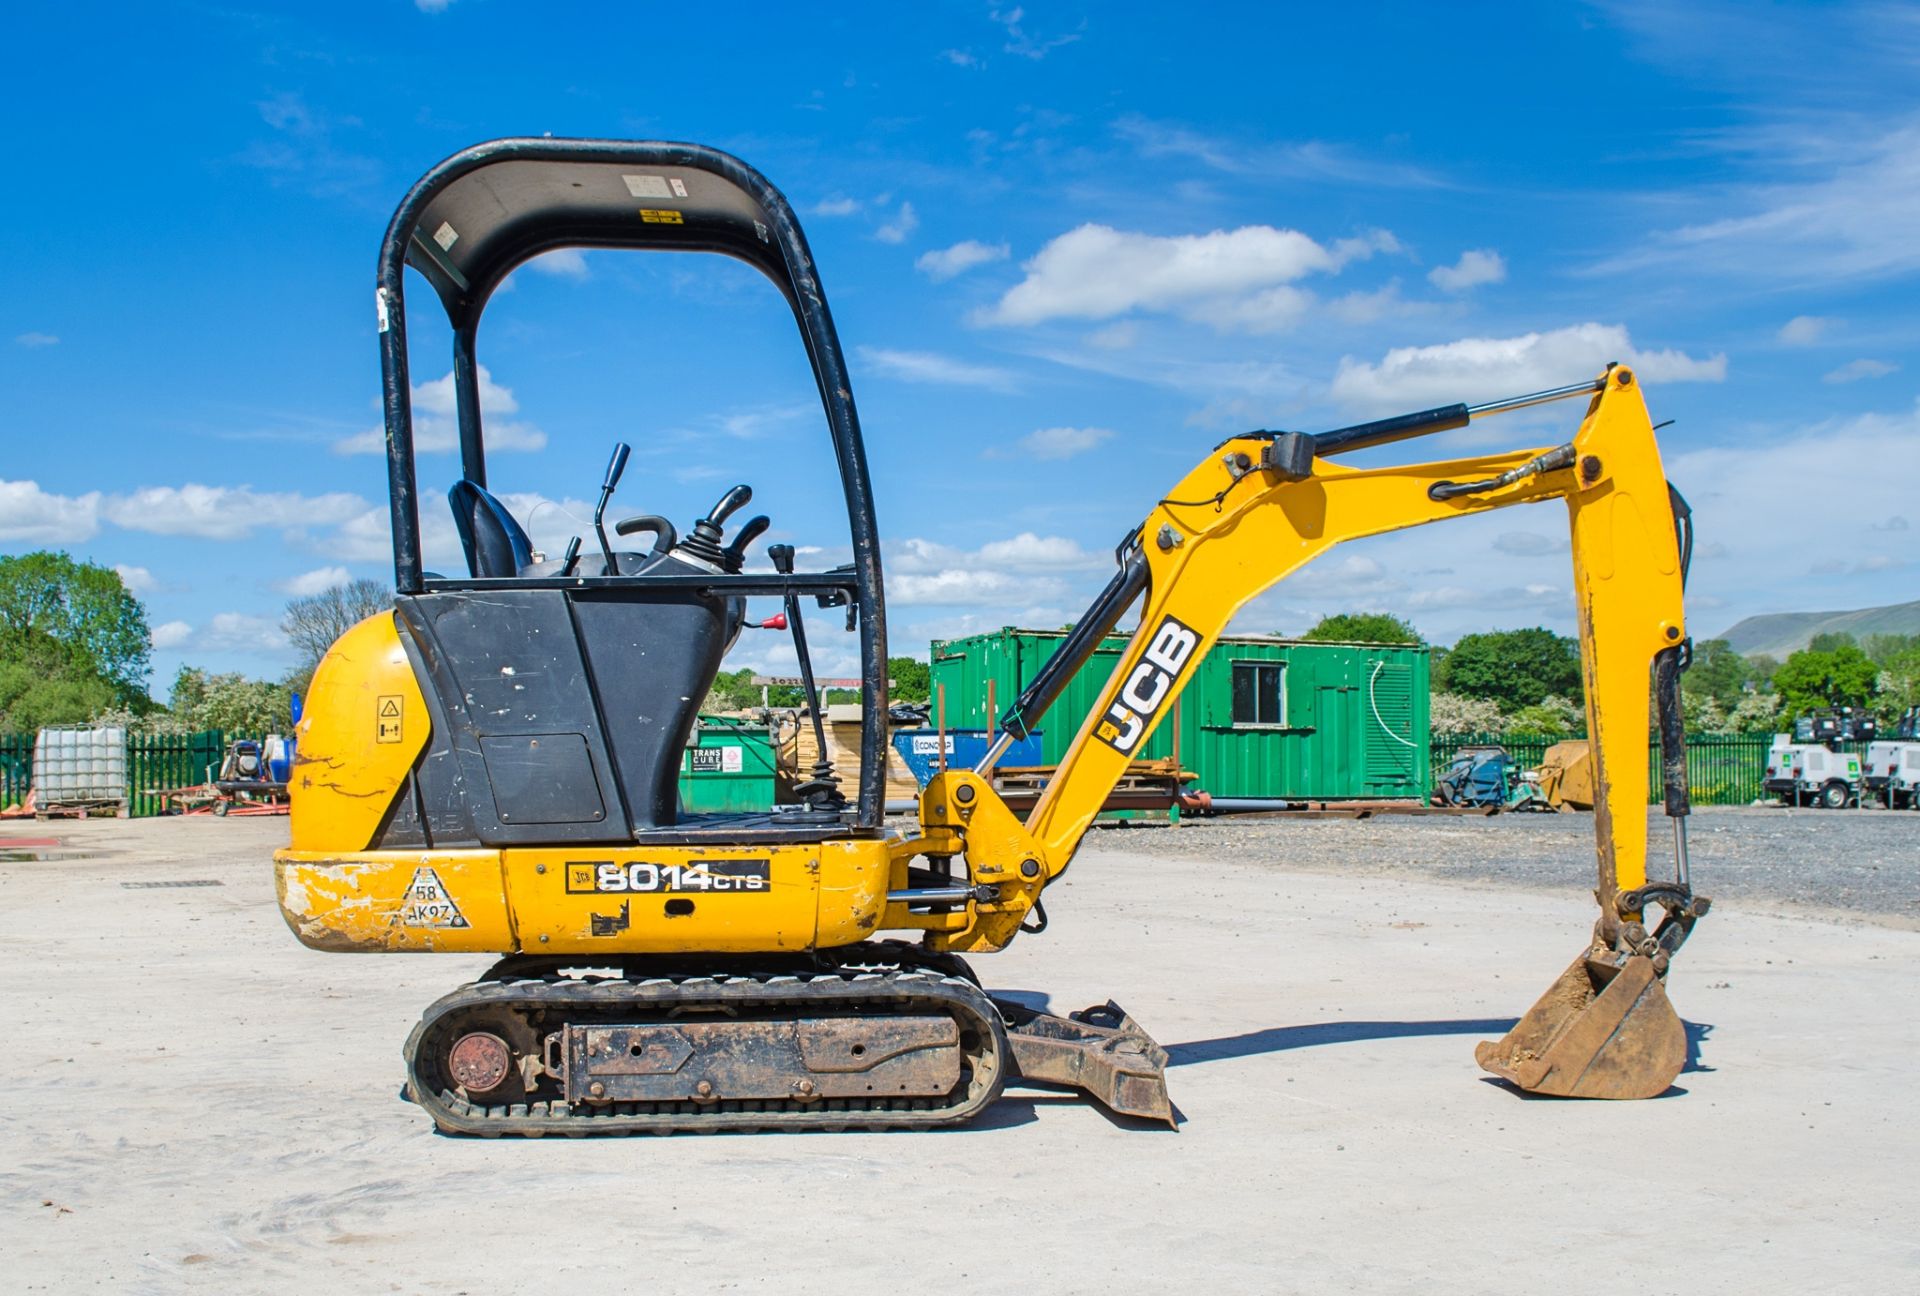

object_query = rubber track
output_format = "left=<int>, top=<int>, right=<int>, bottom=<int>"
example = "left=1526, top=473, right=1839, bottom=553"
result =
left=404, top=968, right=1010, bottom=1137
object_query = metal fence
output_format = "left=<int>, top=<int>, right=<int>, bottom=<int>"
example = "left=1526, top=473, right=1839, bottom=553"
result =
left=1432, top=732, right=1871, bottom=806
left=1, top=731, right=235, bottom=816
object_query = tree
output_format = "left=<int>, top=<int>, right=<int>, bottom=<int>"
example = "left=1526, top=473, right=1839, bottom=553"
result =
left=1301, top=612, right=1420, bottom=644
left=1428, top=691, right=1503, bottom=736
left=887, top=656, right=931, bottom=703
left=1505, top=694, right=1583, bottom=737
left=1443, top=628, right=1583, bottom=710
left=0, top=661, right=120, bottom=732
left=1682, top=638, right=1750, bottom=710
left=1729, top=691, right=1783, bottom=734
left=282, top=579, right=393, bottom=691
left=1807, top=631, right=1857, bottom=654
left=1874, top=646, right=1920, bottom=715
left=702, top=667, right=759, bottom=714
left=1746, top=653, right=1780, bottom=692
left=0, top=551, right=151, bottom=702
left=168, top=667, right=295, bottom=734
left=1771, top=644, right=1880, bottom=719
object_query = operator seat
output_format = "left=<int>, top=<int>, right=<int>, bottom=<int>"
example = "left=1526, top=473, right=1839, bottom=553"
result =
left=448, top=481, right=534, bottom=578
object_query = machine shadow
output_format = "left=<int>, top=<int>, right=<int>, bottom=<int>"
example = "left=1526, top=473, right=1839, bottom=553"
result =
left=1165, top=1017, right=1522, bottom=1067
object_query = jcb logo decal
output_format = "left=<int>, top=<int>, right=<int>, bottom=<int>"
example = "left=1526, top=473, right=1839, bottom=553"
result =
left=1094, top=615, right=1200, bottom=755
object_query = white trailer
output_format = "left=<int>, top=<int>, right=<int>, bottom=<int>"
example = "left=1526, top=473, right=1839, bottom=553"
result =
left=1764, top=735, right=1861, bottom=808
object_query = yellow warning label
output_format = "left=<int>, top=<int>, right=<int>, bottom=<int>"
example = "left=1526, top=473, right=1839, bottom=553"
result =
left=376, top=694, right=403, bottom=743
left=1096, top=720, right=1119, bottom=743
left=638, top=208, right=684, bottom=224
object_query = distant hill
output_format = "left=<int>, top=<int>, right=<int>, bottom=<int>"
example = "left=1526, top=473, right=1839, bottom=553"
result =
left=1716, top=600, right=1920, bottom=658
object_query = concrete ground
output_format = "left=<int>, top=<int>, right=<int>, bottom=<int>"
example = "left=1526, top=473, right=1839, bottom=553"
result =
left=2, top=811, right=1915, bottom=1294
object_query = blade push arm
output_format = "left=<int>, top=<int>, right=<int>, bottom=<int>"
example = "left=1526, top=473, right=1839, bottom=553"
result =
left=910, top=365, right=1691, bottom=956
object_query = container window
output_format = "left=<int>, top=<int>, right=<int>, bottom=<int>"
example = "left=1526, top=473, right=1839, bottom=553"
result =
left=1231, top=662, right=1286, bottom=726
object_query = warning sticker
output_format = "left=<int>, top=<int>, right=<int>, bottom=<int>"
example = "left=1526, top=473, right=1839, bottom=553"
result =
left=622, top=173, right=671, bottom=198
left=638, top=208, right=684, bottom=224
left=376, top=695, right=403, bottom=743
left=432, top=220, right=459, bottom=251
left=397, top=867, right=469, bottom=928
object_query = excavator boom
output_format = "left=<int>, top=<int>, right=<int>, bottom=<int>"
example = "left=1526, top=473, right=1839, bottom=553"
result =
left=910, top=364, right=1706, bottom=1100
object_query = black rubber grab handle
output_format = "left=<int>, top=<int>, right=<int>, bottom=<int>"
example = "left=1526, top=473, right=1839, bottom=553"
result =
left=613, top=513, right=679, bottom=555
left=1309, top=403, right=1471, bottom=457
left=1653, top=644, right=1690, bottom=819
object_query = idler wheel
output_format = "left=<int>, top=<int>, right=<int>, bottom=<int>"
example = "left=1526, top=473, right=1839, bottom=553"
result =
left=448, top=1031, right=513, bottom=1094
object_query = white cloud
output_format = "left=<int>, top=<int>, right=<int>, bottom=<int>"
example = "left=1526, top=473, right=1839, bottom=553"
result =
left=415, top=0, right=454, bottom=10
left=151, top=621, right=194, bottom=650
left=916, top=239, right=1010, bottom=281
left=333, top=364, right=546, bottom=455
left=875, top=201, right=919, bottom=245
left=1329, top=323, right=1727, bottom=413
left=940, top=49, right=981, bottom=68
left=524, top=248, right=588, bottom=279
left=890, top=569, right=1023, bottom=604
left=880, top=530, right=1105, bottom=608
left=103, top=485, right=365, bottom=540
left=1621, top=116, right=1920, bottom=281
left=811, top=196, right=861, bottom=217
left=1085, top=321, right=1138, bottom=350
left=280, top=565, right=352, bottom=596
left=0, top=479, right=101, bottom=542
left=982, top=223, right=1398, bottom=329
left=113, top=564, right=157, bottom=594
left=14, top=331, right=59, bottom=348
left=855, top=345, right=1018, bottom=391
left=198, top=612, right=288, bottom=653
left=992, top=426, right=1113, bottom=461
left=1823, top=358, right=1897, bottom=384
left=1428, top=249, right=1506, bottom=291
left=1777, top=315, right=1836, bottom=345
left=1112, top=114, right=1447, bottom=189
left=1668, top=398, right=1920, bottom=629
left=991, top=5, right=1081, bottom=59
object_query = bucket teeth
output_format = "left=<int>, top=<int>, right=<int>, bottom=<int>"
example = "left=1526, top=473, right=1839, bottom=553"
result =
left=1476, top=953, right=1687, bottom=1100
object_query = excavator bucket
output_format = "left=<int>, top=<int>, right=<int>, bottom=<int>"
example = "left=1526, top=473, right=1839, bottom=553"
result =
left=1475, top=952, right=1687, bottom=1099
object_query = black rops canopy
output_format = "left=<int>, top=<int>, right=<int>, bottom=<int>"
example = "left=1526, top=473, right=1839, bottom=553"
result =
left=373, top=137, right=890, bottom=826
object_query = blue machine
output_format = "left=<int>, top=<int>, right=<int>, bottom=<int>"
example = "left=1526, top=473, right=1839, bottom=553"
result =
left=892, top=729, right=1046, bottom=788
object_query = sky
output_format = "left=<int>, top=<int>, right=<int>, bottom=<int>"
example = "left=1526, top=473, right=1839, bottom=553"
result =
left=2, top=1, right=1916, bottom=697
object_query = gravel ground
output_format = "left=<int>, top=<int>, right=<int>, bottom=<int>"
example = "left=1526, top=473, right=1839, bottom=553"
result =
left=1123, top=804, right=1920, bottom=928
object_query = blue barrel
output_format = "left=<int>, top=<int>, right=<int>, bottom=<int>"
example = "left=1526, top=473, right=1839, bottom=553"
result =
left=891, top=729, right=1046, bottom=788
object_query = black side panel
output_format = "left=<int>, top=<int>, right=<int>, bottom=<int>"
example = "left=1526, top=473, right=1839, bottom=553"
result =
left=481, top=734, right=606, bottom=825
left=395, top=590, right=629, bottom=846
left=571, top=588, right=739, bottom=828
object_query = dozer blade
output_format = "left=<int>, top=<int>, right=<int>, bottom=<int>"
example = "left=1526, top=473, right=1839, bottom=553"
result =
left=1475, top=953, right=1686, bottom=1100
left=997, top=998, right=1175, bottom=1126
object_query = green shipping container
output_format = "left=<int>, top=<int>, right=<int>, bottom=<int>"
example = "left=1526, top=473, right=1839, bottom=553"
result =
left=678, top=718, right=776, bottom=813
left=928, top=628, right=1430, bottom=802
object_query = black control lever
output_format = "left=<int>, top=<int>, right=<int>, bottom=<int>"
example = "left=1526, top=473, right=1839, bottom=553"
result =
left=721, top=516, right=770, bottom=573
left=677, top=484, right=753, bottom=567
left=558, top=535, right=582, bottom=577
left=592, top=442, right=631, bottom=576
left=769, top=542, right=844, bottom=808
left=613, top=514, right=679, bottom=556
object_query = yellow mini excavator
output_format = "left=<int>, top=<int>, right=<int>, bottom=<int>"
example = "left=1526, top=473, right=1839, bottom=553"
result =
left=275, top=138, right=1710, bottom=1134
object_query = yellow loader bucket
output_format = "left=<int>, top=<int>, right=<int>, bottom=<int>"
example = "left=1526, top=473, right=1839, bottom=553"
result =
left=1475, top=951, right=1686, bottom=1100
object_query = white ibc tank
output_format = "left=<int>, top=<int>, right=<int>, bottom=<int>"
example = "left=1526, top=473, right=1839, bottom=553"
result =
left=33, top=726, right=129, bottom=802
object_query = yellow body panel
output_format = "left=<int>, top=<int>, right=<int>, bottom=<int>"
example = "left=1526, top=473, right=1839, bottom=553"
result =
left=287, top=611, right=429, bottom=853
left=276, top=839, right=895, bottom=955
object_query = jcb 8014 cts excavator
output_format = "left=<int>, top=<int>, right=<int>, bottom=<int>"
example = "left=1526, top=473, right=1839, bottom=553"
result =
left=275, top=139, right=1710, bottom=1134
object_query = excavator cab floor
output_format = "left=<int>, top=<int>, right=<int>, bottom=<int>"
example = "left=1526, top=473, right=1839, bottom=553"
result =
left=1475, top=952, right=1687, bottom=1100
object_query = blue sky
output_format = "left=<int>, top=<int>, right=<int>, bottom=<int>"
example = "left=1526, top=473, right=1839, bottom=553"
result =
left=2, top=1, right=1916, bottom=697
